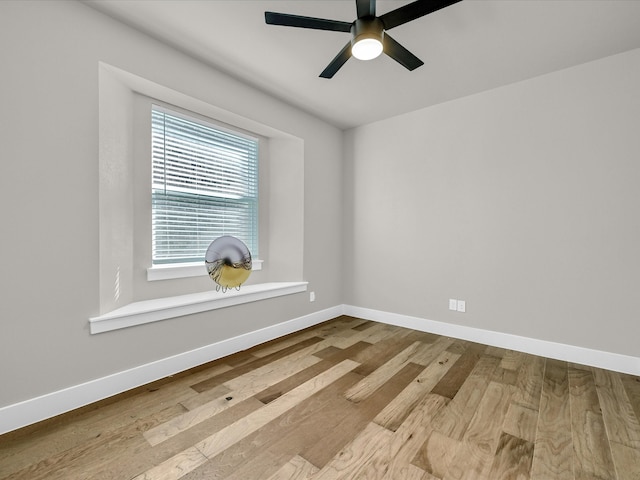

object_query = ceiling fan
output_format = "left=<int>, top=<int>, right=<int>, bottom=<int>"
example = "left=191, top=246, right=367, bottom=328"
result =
left=265, top=0, right=462, bottom=78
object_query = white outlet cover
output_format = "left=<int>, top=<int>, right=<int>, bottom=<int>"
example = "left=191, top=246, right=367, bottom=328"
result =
left=457, top=300, right=466, bottom=313
left=449, top=299, right=457, bottom=311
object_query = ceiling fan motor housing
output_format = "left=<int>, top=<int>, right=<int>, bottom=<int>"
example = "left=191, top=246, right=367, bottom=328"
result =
left=351, top=17, right=384, bottom=48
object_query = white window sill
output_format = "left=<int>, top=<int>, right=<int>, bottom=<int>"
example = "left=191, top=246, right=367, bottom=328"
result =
left=147, top=259, right=263, bottom=281
left=89, top=281, right=307, bottom=334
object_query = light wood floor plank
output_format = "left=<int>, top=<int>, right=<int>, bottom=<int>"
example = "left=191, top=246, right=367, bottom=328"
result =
left=430, top=342, right=487, bottom=400
left=312, top=422, right=394, bottom=480
left=208, top=449, right=294, bottom=480
left=430, top=355, right=501, bottom=441
left=328, top=322, right=395, bottom=349
left=593, top=367, right=640, bottom=449
left=485, top=345, right=507, bottom=359
left=512, top=354, right=545, bottom=411
left=265, top=455, right=318, bottom=480
left=593, top=367, right=640, bottom=480
left=487, top=432, right=534, bottom=480
left=492, top=366, right=519, bottom=386
left=444, top=380, right=514, bottom=480
left=412, top=429, right=461, bottom=479
left=348, top=328, right=418, bottom=376
left=408, top=336, right=454, bottom=367
left=500, top=349, right=526, bottom=371
left=609, top=441, right=640, bottom=480
left=568, top=367, right=616, bottom=480
left=445, top=339, right=470, bottom=355
left=323, top=323, right=390, bottom=349
left=503, top=403, right=538, bottom=444
left=376, top=394, right=449, bottom=480
left=530, top=359, right=574, bottom=480
left=620, top=374, right=640, bottom=423
left=399, top=463, right=433, bottom=480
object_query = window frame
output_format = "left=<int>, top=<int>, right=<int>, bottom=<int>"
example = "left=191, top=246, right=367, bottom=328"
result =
left=150, top=104, right=260, bottom=267
left=135, top=98, right=267, bottom=283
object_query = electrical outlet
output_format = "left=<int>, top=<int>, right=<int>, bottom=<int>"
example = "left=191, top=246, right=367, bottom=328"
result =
left=310, top=291, right=316, bottom=302
left=457, top=300, right=466, bottom=313
left=449, top=298, right=457, bottom=311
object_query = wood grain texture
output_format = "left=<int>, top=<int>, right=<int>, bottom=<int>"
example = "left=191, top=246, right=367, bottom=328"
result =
left=377, top=393, right=449, bottom=480
left=324, top=394, right=450, bottom=480
left=502, top=402, right=538, bottom=444
left=299, top=362, right=424, bottom=470
left=445, top=380, right=514, bottom=479
left=374, top=350, right=459, bottom=431
left=530, top=359, right=574, bottom=480
left=488, top=432, right=534, bottom=480
left=134, top=360, right=360, bottom=480
left=568, top=367, right=616, bottom=480
left=593, top=368, right=640, bottom=480
left=430, top=354, right=501, bottom=441
left=345, top=341, right=423, bottom=402
left=593, top=368, right=640, bottom=449
left=145, top=354, right=322, bottom=446
left=621, top=374, right=640, bottom=424
left=512, top=354, right=545, bottom=411
left=430, top=342, right=487, bottom=400
left=2, top=316, right=640, bottom=480
left=412, top=429, right=460, bottom=479
left=265, top=455, right=318, bottom=480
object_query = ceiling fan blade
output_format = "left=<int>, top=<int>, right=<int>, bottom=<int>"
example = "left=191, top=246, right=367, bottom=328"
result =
left=383, top=33, right=424, bottom=71
left=320, top=42, right=352, bottom=78
left=356, top=0, right=376, bottom=19
left=265, top=12, right=352, bottom=32
left=379, top=0, right=461, bottom=30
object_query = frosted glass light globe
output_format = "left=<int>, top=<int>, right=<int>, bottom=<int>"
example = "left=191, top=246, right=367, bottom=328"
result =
left=352, top=38, right=383, bottom=60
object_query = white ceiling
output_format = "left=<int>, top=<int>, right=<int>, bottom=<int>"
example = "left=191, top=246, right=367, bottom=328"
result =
left=85, top=0, right=640, bottom=129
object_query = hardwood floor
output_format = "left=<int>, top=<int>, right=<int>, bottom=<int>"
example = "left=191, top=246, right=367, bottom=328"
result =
left=1, top=316, right=639, bottom=479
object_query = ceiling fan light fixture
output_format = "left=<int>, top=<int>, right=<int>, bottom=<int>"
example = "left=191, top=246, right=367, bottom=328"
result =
left=352, top=37, right=383, bottom=60
left=350, top=17, right=384, bottom=61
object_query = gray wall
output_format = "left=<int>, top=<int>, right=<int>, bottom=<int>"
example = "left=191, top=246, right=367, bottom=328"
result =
left=344, top=47, right=640, bottom=357
left=0, top=1, right=343, bottom=407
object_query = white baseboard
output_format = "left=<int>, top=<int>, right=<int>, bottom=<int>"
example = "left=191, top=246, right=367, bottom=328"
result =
left=3, top=303, right=639, bottom=435
left=0, top=305, right=343, bottom=436
left=344, top=305, right=640, bottom=377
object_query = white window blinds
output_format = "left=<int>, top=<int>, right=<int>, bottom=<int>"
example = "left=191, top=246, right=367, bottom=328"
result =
left=151, top=106, right=258, bottom=264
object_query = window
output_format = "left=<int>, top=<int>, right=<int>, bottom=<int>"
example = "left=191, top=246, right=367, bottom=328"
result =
left=97, top=63, right=304, bottom=320
left=151, top=106, right=259, bottom=265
